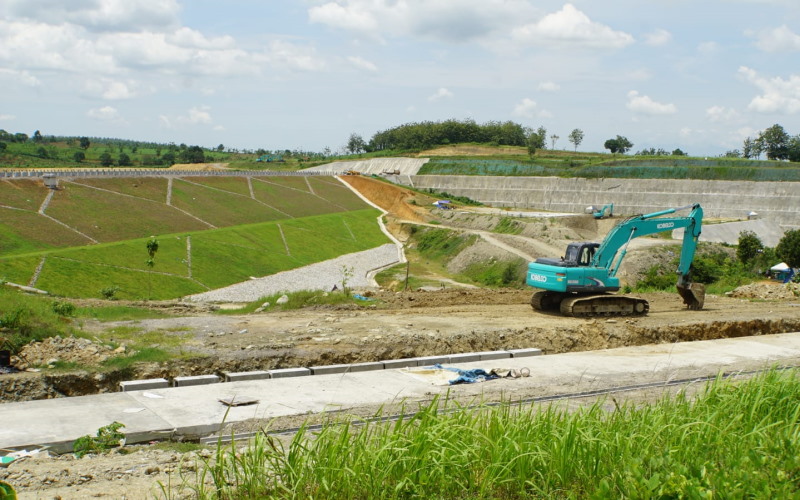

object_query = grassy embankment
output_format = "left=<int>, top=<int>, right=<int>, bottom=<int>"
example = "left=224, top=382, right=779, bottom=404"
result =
left=166, top=368, right=800, bottom=499
left=0, top=175, right=388, bottom=300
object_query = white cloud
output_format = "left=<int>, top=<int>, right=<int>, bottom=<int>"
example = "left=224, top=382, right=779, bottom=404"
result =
left=511, top=4, right=634, bottom=49
left=644, top=29, right=671, bottom=46
left=159, top=106, right=215, bottom=129
left=87, top=105, right=123, bottom=122
left=750, top=25, right=800, bottom=52
left=626, top=91, right=677, bottom=115
left=428, top=87, right=454, bottom=102
left=2, top=0, right=181, bottom=33
left=0, top=114, right=16, bottom=121
left=83, top=78, right=140, bottom=100
left=347, top=56, right=378, bottom=72
left=512, top=98, right=539, bottom=118
left=706, top=105, right=740, bottom=123
left=308, top=0, right=535, bottom=43
left=264, top=40, right=326, bottom=72
left=537, top=81, right=560, bottom=92
left=738, top=66, right=800, bottom=113
left=0, top=68, right=41, bottom=86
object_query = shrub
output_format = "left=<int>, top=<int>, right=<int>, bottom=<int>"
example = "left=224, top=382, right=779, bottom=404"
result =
left=51, top=300, right=76, bottom=317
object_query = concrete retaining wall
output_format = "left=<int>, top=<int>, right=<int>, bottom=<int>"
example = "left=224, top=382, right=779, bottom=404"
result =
left=409, top=175, right=800, bottom=230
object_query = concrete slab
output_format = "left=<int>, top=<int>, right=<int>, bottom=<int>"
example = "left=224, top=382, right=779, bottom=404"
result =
left=268, top=368, right=311, bottom=379
left=381, top=359, right=418, bottom=369
left=448, top=352, right=482, bottom=363
left=508, top=348, right=543, bottom=358
left=224, top=371, right=270, bottom=382
left=477, top=351, right=512, bottom=361
left=3, top=332, right=800, bottom=454
left=413, top=355, right=450, bottom=367
left=173, top=375, right=220, bottom=387
left=119, top=378, right=169, bottom=392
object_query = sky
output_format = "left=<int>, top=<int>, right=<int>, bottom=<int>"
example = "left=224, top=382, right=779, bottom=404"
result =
left=1, top=0, right=799, bottom=156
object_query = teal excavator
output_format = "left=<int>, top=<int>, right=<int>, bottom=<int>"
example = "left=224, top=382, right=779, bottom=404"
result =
left=526, top=204, right=705, bottom=317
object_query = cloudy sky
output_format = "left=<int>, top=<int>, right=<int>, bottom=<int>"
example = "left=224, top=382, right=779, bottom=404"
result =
left=1, top=0, right=799, bottom=156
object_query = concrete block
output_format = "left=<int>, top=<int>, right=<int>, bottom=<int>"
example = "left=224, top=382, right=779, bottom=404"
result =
left=224, top=371, right=270, bottom=382
left=173, top=375, right=220, bottom=387
left=119, top=378, right=169, bottom=392
left=508, top=348, right=543, bottom=358
left=413, top=355, right=450, bottom=367
left=448, top=352, right=481, bottom=364
left=310, top=362, right=382, bottom=375
left=310, top=364, right=351, bottom=375
left=381, top=359, right=418, bottom=370
left=268, top=367, right=311, bottom=379
left=348, top=362, right=384, bottom=373
left=477, top=351, right=512, bottom=361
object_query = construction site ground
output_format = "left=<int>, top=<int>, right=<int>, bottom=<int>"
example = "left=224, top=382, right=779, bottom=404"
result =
left=2, top=175, right=800, bottom=498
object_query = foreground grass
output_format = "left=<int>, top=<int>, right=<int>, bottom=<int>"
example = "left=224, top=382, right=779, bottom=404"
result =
left=168, top=369, right=800, bottom=499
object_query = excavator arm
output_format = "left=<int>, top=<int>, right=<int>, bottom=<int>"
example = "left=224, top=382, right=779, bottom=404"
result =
left=592, top=203, right=704, bottom=309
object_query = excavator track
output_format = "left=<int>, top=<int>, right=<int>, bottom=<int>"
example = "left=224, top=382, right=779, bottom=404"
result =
left=531, top=291, right=564, bottom=312
left=559, top=294, right=649, bottom=318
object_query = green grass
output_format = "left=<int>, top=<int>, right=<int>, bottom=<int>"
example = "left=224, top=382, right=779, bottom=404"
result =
left=0, top=209, right=387, bottom=299
left=419, top=156, right=800, bottom=181
left=74, top=305, right=173, bottom=322
left=169, top=368, right=800, bottom=499
left=0, top=286, right=77, bottom=352
left=493, top=216, right=523, bottom=234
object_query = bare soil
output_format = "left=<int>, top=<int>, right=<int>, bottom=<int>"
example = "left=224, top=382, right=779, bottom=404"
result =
left=3, top=176, right=800, bottom=498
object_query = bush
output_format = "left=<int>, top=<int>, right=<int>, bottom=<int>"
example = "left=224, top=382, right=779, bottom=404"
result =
left=52, top=300, right=75, bottom=317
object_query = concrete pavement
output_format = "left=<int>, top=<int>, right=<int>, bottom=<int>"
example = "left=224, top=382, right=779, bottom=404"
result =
left=2, top=332, right=800, bottom=454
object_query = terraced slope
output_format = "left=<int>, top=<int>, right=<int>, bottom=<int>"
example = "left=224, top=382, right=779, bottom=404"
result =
left=0, top=176, right=389, bottom=299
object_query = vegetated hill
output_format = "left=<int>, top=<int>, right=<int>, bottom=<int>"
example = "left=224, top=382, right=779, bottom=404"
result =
left=414, top=145, right=800, bottom=182
left=0, top=175, right=389, bottom=299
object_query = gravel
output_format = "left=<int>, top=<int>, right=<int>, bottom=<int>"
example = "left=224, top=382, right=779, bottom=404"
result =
left=185, top=243, right=401, bottom=303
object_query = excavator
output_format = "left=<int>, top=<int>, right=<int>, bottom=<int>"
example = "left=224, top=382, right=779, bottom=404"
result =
left=527, top=203, right=705, bottom=317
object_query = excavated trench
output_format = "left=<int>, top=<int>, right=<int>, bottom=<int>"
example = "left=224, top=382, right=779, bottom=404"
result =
left=3, top=317, right=799, bottom=402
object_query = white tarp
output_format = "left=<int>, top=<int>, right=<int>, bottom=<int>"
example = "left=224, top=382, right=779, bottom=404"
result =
left=771, top=262, right=790, bottom=272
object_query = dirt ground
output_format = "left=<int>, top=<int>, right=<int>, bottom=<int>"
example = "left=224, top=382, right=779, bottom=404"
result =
left=3, top=176, right=800, bottom=498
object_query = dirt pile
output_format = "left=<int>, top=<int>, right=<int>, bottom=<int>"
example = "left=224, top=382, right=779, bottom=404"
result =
left=727, top=282, right=800, bottom=300
left=15, top=336, right=123, bottom=369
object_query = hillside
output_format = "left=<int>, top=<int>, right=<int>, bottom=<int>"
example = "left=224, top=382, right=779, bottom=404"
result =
left=0, top=175, right=388, bottom=300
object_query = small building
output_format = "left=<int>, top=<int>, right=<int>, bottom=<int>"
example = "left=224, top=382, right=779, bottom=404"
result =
left=42, top=173, right=58, bottom=189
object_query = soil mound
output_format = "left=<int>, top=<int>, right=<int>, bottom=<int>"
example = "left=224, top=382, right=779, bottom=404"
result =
left=727, top=282, right=800, bottom=300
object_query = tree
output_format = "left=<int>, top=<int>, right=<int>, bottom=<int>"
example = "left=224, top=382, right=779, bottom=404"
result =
left=759, top=124, right=790, bottom=160
left=216, top=144, right=225, bottom=152
left=346, top=133, right=366, bottom=155
left=787, top=135, right=800, bottom=163
left=99, top=152, right=114, bottom=167
left=161, top=151, right=176, bottom=165
left=776, top=229, right=800, bottom=268
left=73, top=151, right=85, bottom=163
left=36, top=146, right=48, bottom=158
left=604, top=135, right=633, bottom=154
left=145, top=237, right=159, bottom=299
left=549, top=134, right=560, bottom=150
left=79, top=137, right=91, bottom=149
left=737, top=230, right=763, bottom=265
left=568, top=129, right=584, bottom=151
left=118, top=153, right=132, bottom=166
left=0, top=142, right=6, bottom=152
left=32, top=130, right=43, bottom=143
left=527, top=127, right=547, bottom=156
left=672, top=148, right=687, bottom=156
left=179, top=145, right=205, bottom=163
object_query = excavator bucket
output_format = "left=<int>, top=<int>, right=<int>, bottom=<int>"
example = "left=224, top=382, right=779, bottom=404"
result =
left=677, top=282, right=705, bottom=310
